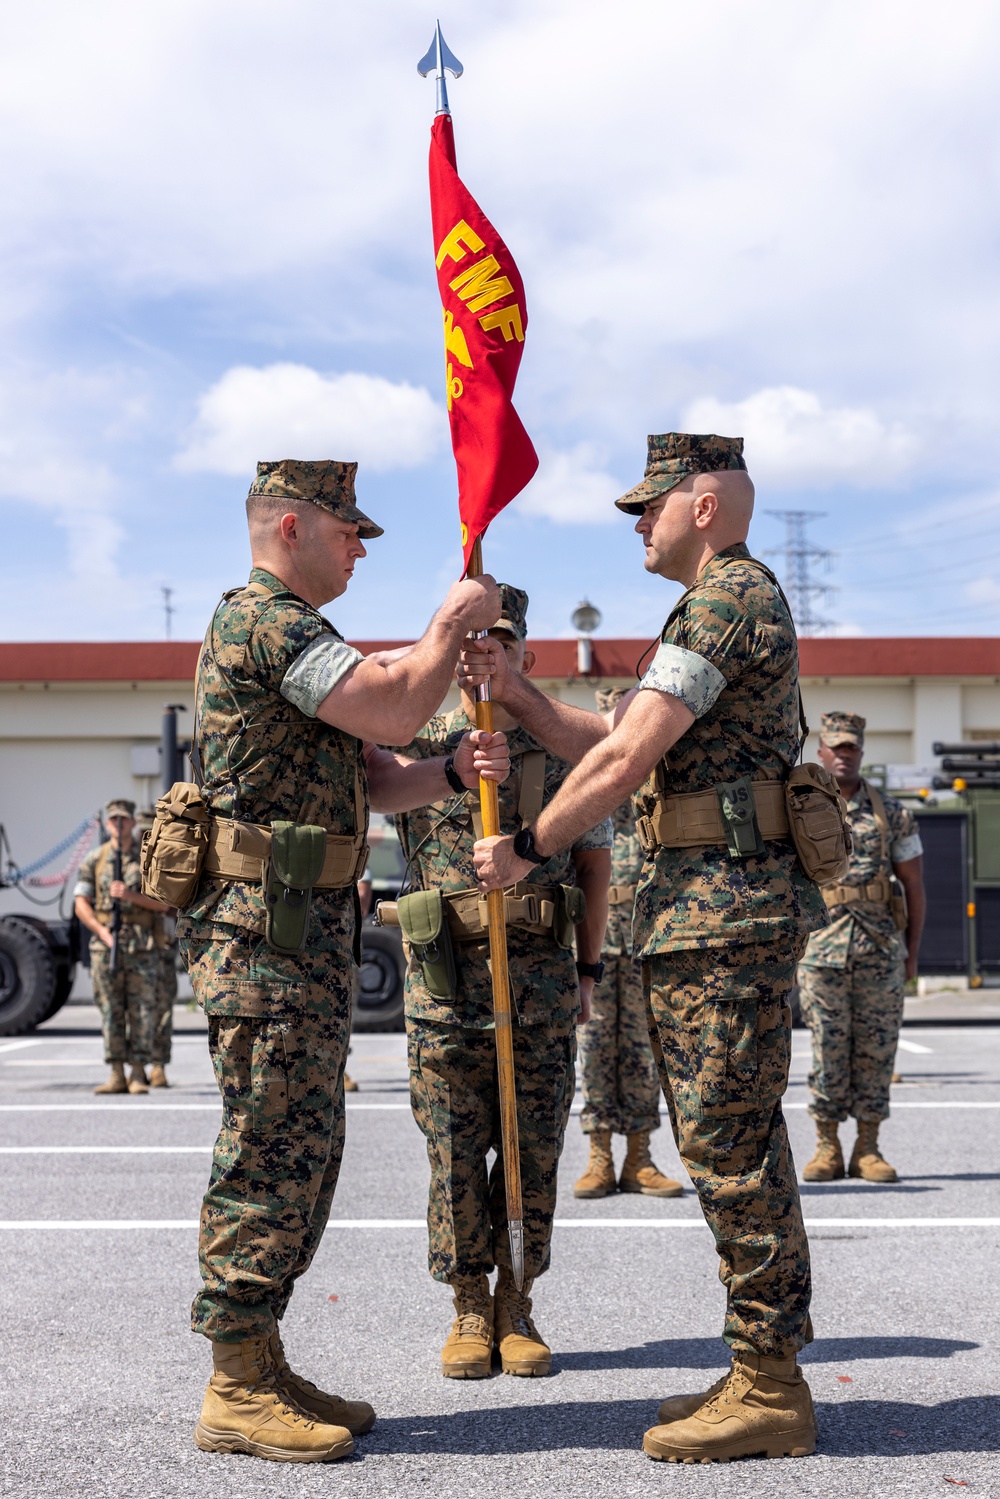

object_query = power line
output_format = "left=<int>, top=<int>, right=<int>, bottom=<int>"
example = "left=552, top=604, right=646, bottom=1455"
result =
left=764, top=510, right=836, bottom=636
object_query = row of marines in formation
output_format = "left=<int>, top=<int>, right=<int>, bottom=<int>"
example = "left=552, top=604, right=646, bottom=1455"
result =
left=76, top=433, right=924, bottom=1468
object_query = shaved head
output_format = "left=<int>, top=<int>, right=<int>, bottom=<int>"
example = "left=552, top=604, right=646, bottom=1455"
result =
left=635, top=467, right=757, bottom=586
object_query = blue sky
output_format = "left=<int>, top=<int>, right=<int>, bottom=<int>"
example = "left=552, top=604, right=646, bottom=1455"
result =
left=2, top=0, right=999, bottom=644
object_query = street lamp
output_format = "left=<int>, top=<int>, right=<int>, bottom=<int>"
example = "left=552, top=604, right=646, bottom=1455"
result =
left=571, top=599, right=602, bottom=675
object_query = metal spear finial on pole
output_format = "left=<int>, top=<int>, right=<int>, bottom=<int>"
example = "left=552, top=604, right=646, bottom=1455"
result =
left=417, top=20, right=463, bottom=116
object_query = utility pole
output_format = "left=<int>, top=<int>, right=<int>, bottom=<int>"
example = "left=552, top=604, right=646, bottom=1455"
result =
left=161, top=586, right=176, bottom=641
left=764, top=511, right=836, bottom=635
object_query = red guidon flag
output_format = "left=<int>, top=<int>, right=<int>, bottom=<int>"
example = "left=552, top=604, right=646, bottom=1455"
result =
left=428, top=113, right=538, bottom=573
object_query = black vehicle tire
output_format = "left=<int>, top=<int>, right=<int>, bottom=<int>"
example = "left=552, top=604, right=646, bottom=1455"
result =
left=353, top=926, right=406, bottom=1033
left=0, top=917, right=58, bottom=1035
left=39, top=965, right=76, bottom=1024
left=2, top=917, right=76, bottom=1024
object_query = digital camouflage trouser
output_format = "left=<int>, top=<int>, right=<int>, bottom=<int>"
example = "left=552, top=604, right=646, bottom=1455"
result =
left=90, top=944, right=159, bottom=1067
left=150, top=946, right=178, bottom=1066
left=578, top=950, right=661, bottom=1137
left=645, top=939, right=810, bottom=1359
left=179, top=919, right=354, bottom=1342
left=408, top=1017, right=577, bottom=1284
left=798, top=947, right=905, bottom=1123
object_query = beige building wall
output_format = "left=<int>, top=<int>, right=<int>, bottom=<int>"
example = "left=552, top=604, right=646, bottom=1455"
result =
left=3, top=665, right=1000, bottom=915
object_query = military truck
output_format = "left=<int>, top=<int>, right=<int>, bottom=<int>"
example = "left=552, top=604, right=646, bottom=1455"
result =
left=353, top=818, right=407, bottom=1032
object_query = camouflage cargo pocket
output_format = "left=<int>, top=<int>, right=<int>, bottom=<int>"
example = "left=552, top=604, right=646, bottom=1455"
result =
left=208, top=1016, right=309, bottom=1134
left=698, top=990, right=790, bottom=1117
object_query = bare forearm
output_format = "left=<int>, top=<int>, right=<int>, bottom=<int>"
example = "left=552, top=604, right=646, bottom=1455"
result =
left=367, top=749, right=453, bottom=815
left=574, top=885, right=609, bottom=964
left=495, top=671, right=608, bottom=764
left=905, top=886, right=925, bottom=958
left=74, top=896, right=106, bottom=940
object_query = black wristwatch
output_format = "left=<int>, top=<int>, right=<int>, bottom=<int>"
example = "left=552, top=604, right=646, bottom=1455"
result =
left=576, top=960, right=606, bottom=983
left=443, top=754, right=466, bottom=794
left=512, top=826, right=549, bottom=865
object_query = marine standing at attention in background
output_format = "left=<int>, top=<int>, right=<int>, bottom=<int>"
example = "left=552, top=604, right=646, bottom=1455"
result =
left=174, top=458, right=508, bottom=1465
left=574, top=685, right=682, bottom=1202
left=381, top=584, right=611, bottom=1381
left=74, top=799, right=172, bottom=1095
left=467, top=433, right=830, bottom=1464
left=798, top=711, right=925, bottom=1184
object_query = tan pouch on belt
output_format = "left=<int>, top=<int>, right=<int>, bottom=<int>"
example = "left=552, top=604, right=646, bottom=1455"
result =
left=784, top=764, right=851, bottom=885
left=140, top=783, right=211, bottom=909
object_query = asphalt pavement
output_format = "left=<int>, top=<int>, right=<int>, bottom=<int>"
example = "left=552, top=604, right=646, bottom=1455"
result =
left=1, top=996, right=997, bottom=1498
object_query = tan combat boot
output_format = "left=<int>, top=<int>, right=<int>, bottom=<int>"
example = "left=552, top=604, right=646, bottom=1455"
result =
left=127, top=1065, right=149, bottom=1095
left=657, top=1317, right=815, bottom=1424
left=849, top=1119, right=897, bottom=1182
left=619, top=1131, right=684, bottom=1198
left=343, top=1073, right=358, bottom=1093
left=574, top=1130, right=617, bottom=1198
left=802, top=1118, right=844, bottom=1181
left=644, top=1352, right=816, bottom=1463
left=494, top=1268, right=551, bottom=1377
left=195, top=1337, right=354, bottom=1462
left=441, top=1274, right=494, bottom=1379
left=94, top=1062, right=127, bottom=1095
left=149, top=1064, right=169, bottom=1088
left=267, top=1330, right=375, bottom=1434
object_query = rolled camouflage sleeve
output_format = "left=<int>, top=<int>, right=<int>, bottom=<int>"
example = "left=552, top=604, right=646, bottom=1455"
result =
left=637, top=641, right=727, bottom=718
left=571, top=816, right=614, bottom=852
left=73, top=851, right=97, bottom=900
left=890, top=803, right=923, bottom=864
left=280, top=634, right=365, bottom=717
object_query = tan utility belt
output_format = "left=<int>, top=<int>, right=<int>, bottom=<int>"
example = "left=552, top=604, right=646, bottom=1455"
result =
left=379, top=881, right=562, bottom=943
left=95, top=906, right=158, bottom=929
left=822, top=876, right=893, bottom=909
left=204, top=817, right=368, bottom=890
left=635, top=782, right=789, bottom=853
left=608, top=884, right=637, bottom=907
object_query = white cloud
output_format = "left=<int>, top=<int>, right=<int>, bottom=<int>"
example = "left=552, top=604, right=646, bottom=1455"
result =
left=175, top=364, right=444, bottom=476
left=514, top=444, right=623, bottom=525
left=682, top=387, right=918, bottom=488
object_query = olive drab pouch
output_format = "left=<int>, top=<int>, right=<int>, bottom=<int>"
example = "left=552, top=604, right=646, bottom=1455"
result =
left=552, top=883, right=587, bottom=950
left=716, top=775, right=766, bottom=859
left=264, top=822, right=327, bottom=953
left=785, top=764, right=852, bottom=885
left=395, top=890, right=457, bottom=1000
left=140, top=782, right=211, bottom=908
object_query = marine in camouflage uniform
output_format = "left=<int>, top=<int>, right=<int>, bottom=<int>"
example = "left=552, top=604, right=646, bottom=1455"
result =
left=799, top=711, right=925, bottom=1184
left=175, top=458, right=505, bottom=1463
left=135, top=809, right=177, bottom=1087
left=468, top=434, right=830, bottom=1462
left=391, top=584, right=612, bottom=1379
left=574, top=686, right=681, bottom=1201
left=74, top=799, right=170, bottom=1095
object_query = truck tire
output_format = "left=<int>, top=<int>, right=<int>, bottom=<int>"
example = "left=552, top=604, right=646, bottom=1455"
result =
left=0, top=917, right=57, bottom=1035
left=353, top=926, right=406, bottom=1033
left=3, top=917, right=76, bottom=1024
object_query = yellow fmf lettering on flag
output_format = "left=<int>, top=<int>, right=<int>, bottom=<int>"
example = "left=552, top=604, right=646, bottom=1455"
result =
left=479, top=305, right=524, bottom=344
left=449, top=255, right=514, bottom=315
left=436, top=220, right=485, bottom=270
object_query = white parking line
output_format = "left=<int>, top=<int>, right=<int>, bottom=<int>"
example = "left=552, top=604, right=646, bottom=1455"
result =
left=897, top=1038, right=933, bottom=1054
left=0, top=1146, right=211, bottom=1153
left=0, top=1040, right=43, bottom=1056
left=0, top=1216, right=997, bottom=1231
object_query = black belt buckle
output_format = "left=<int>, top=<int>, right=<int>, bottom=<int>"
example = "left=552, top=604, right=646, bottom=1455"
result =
left=716, top=775, right=766, bottom=859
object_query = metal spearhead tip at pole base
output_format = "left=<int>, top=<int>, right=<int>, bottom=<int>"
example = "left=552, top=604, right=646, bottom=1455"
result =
left=417, top=21, right=463, bottom=115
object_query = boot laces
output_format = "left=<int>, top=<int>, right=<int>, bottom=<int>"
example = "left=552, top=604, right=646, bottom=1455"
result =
left=454, top=1311, right=489, bottom=1338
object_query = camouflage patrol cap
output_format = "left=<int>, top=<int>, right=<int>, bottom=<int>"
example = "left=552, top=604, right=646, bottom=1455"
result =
left=491, top=584, right=529, bottom=641
left=615, top=433, right=748, bottom=516
left=819, top=711, right=866, bottom=748
left=248, top=460, right=384, bottom=539
left=595, top=686, right=628, bottom=714
left=105, top=798, right=136, bottom=819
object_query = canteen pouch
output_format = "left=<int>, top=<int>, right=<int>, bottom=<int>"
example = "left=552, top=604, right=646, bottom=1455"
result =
left=552, top=883, right=587, bottom=950
left=716, top=775, right=765, bottom=859
left=264, top=822, right=327, bottom=953
left=785, top=764, right=852, bottom=885
left=395, top=889, right=457, bottom=1000
left=140, top=782, right=211, bottom=908
left=889, top=876, right=909, bottom=932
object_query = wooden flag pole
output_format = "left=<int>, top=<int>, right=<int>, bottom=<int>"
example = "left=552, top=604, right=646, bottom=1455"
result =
left=467, top=536, right=525, bottom=1291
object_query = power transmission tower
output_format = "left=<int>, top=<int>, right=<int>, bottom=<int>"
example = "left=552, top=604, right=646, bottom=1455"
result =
left=764, top=511, right=836, bottom=636
left=161, top=586, right=176, bottom=641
